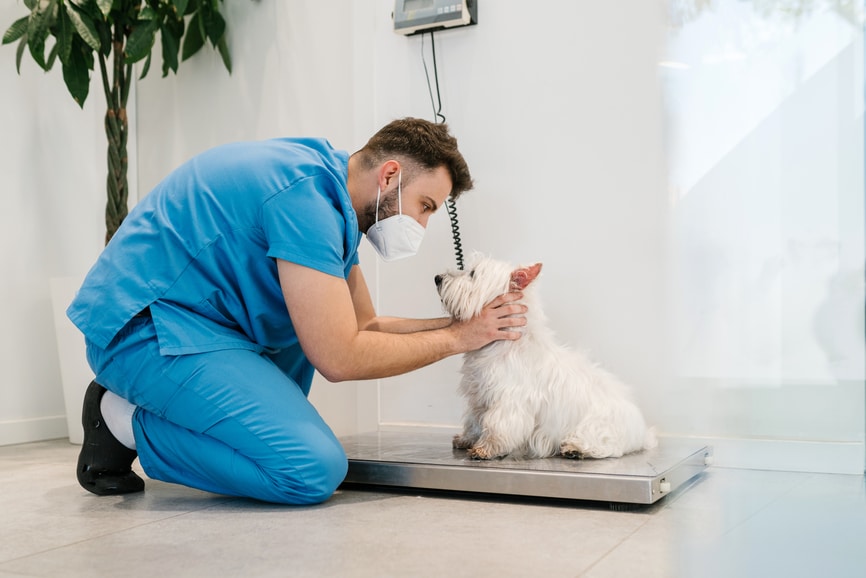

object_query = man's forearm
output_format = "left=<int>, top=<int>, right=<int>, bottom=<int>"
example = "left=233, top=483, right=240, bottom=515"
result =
left=362, top=316, right=452, bottom=334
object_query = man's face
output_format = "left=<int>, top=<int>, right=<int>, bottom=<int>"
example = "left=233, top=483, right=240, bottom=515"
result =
left=359, top=165, right=452, bottom=234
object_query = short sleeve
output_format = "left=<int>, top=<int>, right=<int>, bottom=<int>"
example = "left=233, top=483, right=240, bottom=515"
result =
left=262, top=174, right=348, bottom=278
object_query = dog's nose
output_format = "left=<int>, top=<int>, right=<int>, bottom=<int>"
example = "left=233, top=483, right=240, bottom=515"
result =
left=434, top=274, right=443, bottom=288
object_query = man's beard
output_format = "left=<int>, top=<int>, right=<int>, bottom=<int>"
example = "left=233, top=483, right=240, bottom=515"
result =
left=359, top=185, right=400, bottom=234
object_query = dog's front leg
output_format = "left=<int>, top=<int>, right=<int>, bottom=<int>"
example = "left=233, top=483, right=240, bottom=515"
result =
left=468, top=403, right=533, bottom=460
left=452, top=424, right=481, bottom=450
left=453, top=377, right=484, bottom=450
left=453, top=405, right=484, bottom=450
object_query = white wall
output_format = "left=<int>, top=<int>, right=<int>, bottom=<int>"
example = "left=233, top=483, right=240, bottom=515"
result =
left=0, top=3, right=113, bottom=444
left=370, top=2, right=671, bottom=437
left=2, top=1, right=863, bottom=475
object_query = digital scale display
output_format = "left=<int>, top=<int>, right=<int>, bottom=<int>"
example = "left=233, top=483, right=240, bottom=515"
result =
left=393, top=0, right=477, bottom=36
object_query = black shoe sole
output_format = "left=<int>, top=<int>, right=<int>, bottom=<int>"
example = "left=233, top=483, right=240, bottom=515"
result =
left=77, top=381, right=145, bottom=496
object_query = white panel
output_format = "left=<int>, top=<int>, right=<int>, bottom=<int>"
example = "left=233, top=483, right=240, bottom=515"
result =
left=667, top=3, right=865, bottom=385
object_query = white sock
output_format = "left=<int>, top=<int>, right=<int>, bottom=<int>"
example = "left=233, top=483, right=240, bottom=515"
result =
left=100, top=390, right=137, bottom=450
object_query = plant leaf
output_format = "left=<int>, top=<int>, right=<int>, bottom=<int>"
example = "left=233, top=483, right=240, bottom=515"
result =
left=68, top=0, right=101, bottom=21
left=180, top=11, right=204, bottom=61
left=196, top=3, right=207, bottom=40
left=46, top=39, right=58, bottom=68
left=62, top=37, right=91, bottom=106
left=160, top=18, right=182, bottom=76
left=24, top=0, right=60, bottom=70
left=139, top=52, right=152, bottom=80
left=139, top=5, right=157, bottom=21
left=203, top=7, right=225, bottom=46
left=64, top=2, right=101, bottom=52
left=216, top=34, right=231, bottom=73
left=56, top=5, right=72, bottom=64
left=2, top=16, right=29, bottom=45
left=124, top=18, right=158, bottom=63
left=26, top=8, right=50, bottom=70
left=96, top=18, right=111, bottom=56
left=172, top=0, right=191, bottom=18
left=15, top=35, right=28, bottom=73
left=95, top=0, right=112, bottom=19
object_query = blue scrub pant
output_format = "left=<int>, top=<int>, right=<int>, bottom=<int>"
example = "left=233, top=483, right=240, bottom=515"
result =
left=85, top=316, right=348, bottom=505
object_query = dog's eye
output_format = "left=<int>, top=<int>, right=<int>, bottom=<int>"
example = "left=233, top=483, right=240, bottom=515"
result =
left=469, top=269, right=476, bottom=279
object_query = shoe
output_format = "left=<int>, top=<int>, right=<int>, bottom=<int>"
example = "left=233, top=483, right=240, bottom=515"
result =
left=76, top=381, right=145, bottom=496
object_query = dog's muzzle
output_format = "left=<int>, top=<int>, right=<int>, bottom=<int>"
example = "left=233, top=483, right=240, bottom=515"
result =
left=434, top=274, right=444, bottom=288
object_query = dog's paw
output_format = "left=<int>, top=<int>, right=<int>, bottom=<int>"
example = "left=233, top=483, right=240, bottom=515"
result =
left=468, top=445, right=497, bottom=460
left=560, top=440, right=587, bottom=459
left=452, top=434, right=474, bottom=450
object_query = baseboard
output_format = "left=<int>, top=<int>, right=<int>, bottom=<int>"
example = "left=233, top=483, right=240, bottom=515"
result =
left=376, top=423, right=864, bottom=475
left=0, top=416, right=69, bottom=447
left=378, top=422, right=461, bottom=435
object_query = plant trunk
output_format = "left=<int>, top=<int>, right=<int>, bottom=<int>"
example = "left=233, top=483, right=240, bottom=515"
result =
left=104, top=106, right=128, bottom=245
left=103, top=36, right=130, bottom=246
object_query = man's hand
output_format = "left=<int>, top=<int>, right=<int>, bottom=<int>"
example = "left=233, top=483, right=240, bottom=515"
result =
left=447, top=292, right=528, bottom=352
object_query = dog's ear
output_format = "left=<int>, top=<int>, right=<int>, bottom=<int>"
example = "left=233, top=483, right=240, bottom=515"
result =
left=510, top=263, right=542, bottom=290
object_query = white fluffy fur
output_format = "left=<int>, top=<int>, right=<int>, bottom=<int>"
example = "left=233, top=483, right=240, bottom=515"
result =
left=436, top=254, right=657, bottom=460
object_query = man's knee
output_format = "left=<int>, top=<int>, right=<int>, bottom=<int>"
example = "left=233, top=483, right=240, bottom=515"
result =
left=300, top=443, right=348, bottom=504
left=272, top=437, right=348, bottom=505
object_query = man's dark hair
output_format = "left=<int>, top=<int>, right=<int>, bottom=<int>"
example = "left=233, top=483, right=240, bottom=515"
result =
left=357, top=117, right=474, bottom=199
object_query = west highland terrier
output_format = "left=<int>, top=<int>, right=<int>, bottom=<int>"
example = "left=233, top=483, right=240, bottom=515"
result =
left=435, top=255, right=657, bottom=460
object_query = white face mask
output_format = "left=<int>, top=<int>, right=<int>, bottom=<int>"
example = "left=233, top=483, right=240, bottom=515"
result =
left=366, top=171, right=425, bottom=262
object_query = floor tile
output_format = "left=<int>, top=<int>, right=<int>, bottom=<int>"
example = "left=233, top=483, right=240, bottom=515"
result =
left=2, top=440, right=864, bottom=578
left=0, top=441, right=233, bottom=564
left=2, top=488, right=649, bottom=578
left=677, top=473, right=866, bottom=578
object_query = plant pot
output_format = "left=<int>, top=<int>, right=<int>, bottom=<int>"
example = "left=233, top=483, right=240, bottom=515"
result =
left=49, top=275, right=93, bottom=445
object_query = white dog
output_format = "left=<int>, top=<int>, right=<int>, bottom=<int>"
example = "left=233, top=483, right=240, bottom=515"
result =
left=435, top=255, right=657, bottom=460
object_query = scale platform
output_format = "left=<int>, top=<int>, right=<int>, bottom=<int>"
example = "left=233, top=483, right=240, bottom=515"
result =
left=340, top=431, right=712, bottom=505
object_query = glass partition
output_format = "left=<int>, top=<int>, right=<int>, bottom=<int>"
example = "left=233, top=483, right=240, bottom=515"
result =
left=662, top=0, right=865, bottom=449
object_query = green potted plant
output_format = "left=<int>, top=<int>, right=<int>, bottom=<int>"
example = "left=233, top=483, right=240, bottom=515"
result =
left=3, top=0, right=234, bottom=443
left=3, top=0, right=233, bottom=244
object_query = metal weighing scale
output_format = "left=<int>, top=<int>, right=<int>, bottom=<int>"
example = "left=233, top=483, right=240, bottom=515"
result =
left=340, top=431, right=713, bottom=506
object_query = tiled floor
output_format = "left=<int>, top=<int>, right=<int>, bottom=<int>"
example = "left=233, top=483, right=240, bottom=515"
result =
left=1, top=440, right=864, bottom=578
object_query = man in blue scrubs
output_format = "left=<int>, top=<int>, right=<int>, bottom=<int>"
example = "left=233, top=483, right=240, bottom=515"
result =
left=68, top=118, right=527, bottom=504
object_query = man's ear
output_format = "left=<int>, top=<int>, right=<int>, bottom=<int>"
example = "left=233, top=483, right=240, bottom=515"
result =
left=379, top=160, right=401, bottom=189
left=510, top=263, right=543, bottom=290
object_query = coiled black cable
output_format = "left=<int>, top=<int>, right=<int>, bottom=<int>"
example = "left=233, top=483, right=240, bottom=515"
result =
left=423, top=31, right=464, bottom=269
left=446, top=197, right=464, bottom=270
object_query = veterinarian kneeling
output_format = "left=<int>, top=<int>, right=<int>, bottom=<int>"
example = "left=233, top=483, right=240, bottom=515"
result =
left=68, top=118, right=527, bottom=505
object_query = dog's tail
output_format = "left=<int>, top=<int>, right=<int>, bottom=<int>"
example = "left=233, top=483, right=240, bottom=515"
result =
left=643, top=426, right=659, bottom=450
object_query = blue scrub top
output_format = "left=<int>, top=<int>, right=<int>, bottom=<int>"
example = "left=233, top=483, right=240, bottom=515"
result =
left=68, top=137, right=360, bottom=362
